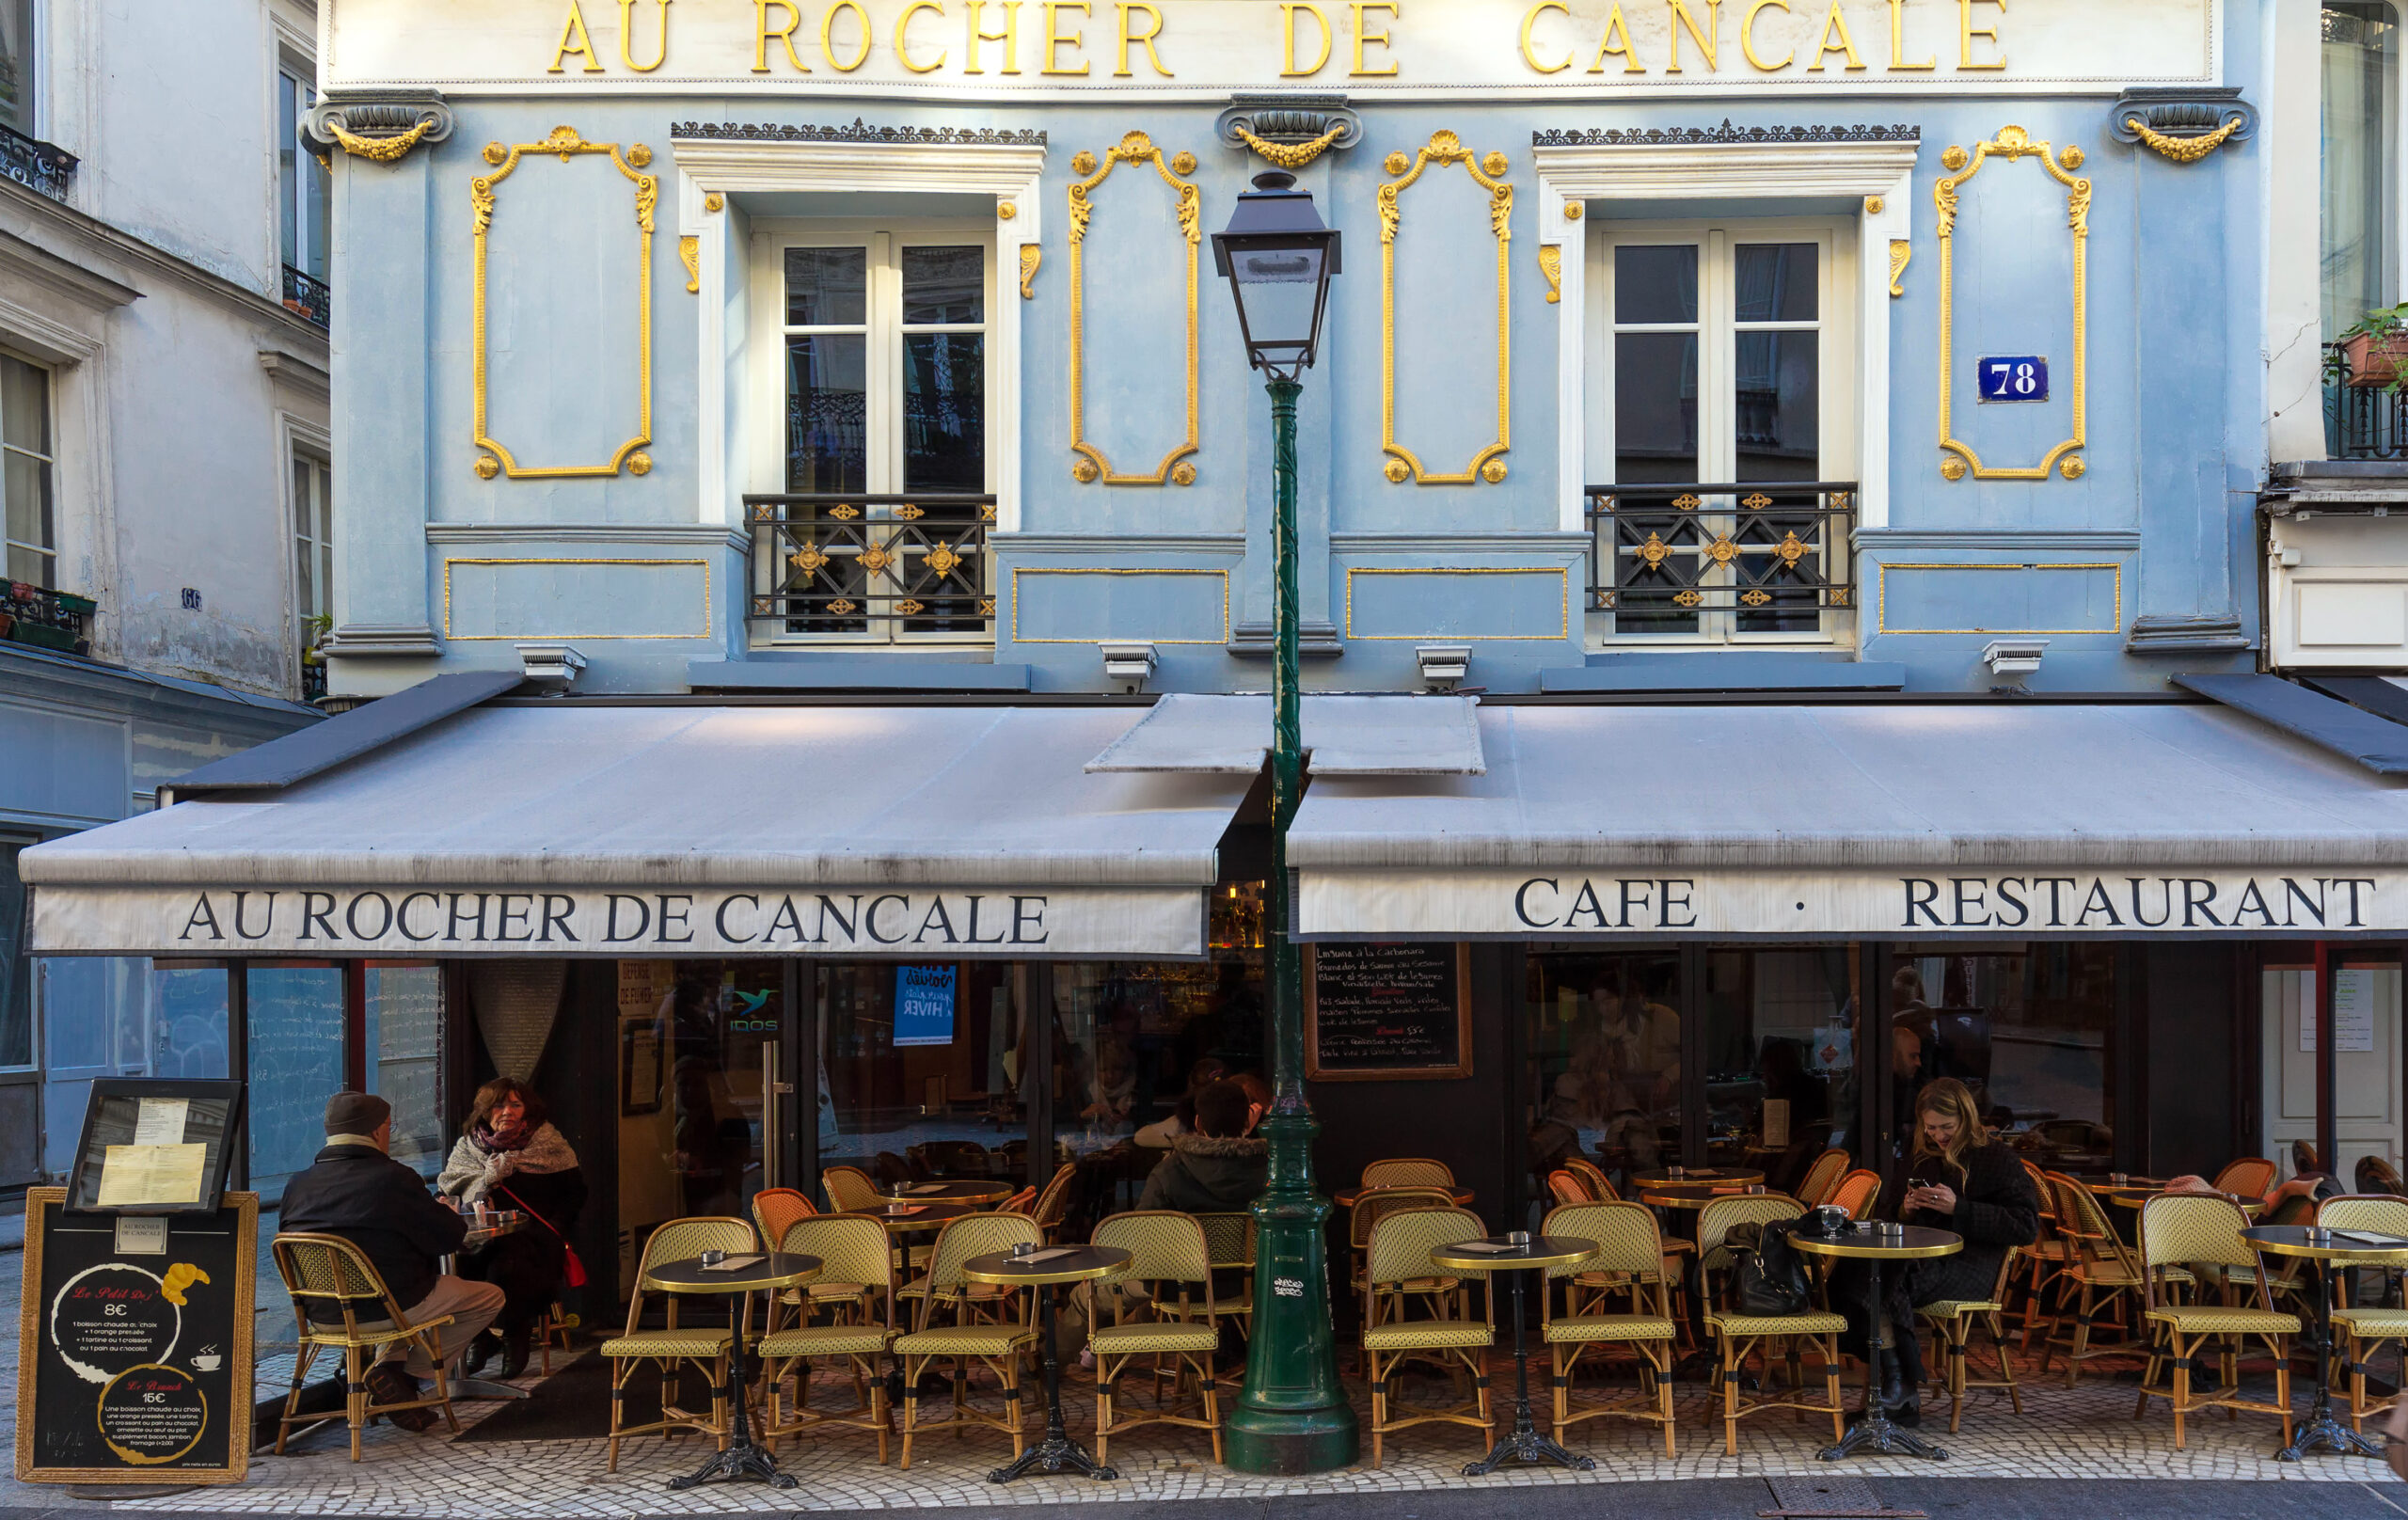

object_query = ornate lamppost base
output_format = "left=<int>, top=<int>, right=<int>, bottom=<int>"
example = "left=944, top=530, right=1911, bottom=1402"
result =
left=1224, top=1404, right=1363, bottom=1475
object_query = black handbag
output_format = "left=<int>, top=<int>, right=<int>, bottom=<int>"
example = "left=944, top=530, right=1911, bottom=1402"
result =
left=1730, top=1220, right=1811, bottom=1317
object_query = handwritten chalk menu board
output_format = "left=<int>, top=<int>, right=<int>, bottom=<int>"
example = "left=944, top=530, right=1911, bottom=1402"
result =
left=16, top=1188, right=255, bottom=1483
left=1306, top=942, right=1472, bottom=1082
left=65, top=1080, right=243, bottom=1216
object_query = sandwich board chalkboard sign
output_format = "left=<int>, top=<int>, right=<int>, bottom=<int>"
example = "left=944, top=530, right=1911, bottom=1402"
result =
left=15, top=1186, right=256, bottom=1483
left=1305, top=942, right=1472, bottom=1082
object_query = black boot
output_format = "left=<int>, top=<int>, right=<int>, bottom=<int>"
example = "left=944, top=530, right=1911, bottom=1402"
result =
left=499, top=1326, right=532, bottom=1380
left=1886, top=1340, right=1924, bottom=1427
left=462, top=1331, right=500, bottom=1379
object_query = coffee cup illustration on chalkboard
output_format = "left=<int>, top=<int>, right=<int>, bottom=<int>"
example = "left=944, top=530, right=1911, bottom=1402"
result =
left=189, top=1345, right=222, bottom=1373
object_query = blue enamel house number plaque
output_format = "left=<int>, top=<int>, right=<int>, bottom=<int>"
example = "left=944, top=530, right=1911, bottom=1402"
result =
left=1977, top=356, right=2049, bottom=402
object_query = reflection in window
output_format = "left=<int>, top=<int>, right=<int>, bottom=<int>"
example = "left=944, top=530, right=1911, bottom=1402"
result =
left=0, top=841, right=29, bottom=1069
left=1890, top=947, right=2117, bottom=1174
left=246, top=962, right=346, bottom=1191
left=819, top=960, right=1026, bottom=1191
left=1527, top=951, right=1685, bottom=1194
left=1702, top=949, right=1856, bottom=1193
left=366, top=964, right=443, bottom=1177
left=2324, top=2, right=2400, bottom=341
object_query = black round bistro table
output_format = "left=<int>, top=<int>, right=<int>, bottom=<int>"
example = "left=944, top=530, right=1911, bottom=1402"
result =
left=960, top=1244, right=1133, bottom=1483
left=1630, top=1166, right=1766, bottom=1189
left=2242, top=1224, right=2408, bottom=1461
left=1428, top=1234, right=1599, bottom=1475
left=888, top=1179, right=1016, bottom=1205
left=1787, top=1226, right=1961, bottom=1462
left=644, top=1252, right=822, bottom=1491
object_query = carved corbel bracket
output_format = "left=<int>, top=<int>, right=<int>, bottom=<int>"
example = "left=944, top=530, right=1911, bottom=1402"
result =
left=307, top=89, right=455, bottom=166
left=1215, top=94, right=1363, bottom=170
left=2107, top=87, right=2255, bottom=166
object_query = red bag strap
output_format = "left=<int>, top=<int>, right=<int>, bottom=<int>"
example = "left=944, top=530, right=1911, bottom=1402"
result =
left=495, top=1183, right=570, bottom=1244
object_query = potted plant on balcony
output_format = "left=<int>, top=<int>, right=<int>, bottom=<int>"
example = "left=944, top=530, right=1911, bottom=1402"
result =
left=2335, top=302, right=2408, bottom=389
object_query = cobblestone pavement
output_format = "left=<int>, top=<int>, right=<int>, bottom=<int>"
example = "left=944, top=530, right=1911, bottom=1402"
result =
left=5, top=1234, right=2407, bottom=1517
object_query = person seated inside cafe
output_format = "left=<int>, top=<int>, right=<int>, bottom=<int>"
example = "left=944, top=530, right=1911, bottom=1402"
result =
left=436, top=1078, right=587, bottom=1379
left=1135, top=1078, right=1268, bottom=1212
left=278, top=1092, right=506, bottom=1428
left=1832, top=1077, right=2036, bottom=1428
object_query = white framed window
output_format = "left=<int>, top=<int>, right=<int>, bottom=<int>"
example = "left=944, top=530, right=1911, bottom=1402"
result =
left=749, top=225, right=994, bottom=645
left=292, top=449, right=332, bottom=681
left=0, top=0, right=35, bottom=139
left=1584, top=218, right=1856, bottom=646
left=276, top=55, right=327, bottom=281
left=2, top=350, right=54, bottom=586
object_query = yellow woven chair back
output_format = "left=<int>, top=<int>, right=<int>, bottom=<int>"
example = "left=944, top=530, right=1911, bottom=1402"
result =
left=778, top=1214, right=895, bottom=1293
left=273, top=1233, right=396, bottom=1310
left=1695, top=1195, right=1803, bottom=1260
left=1094, top=1211, right=1211, bottom=1288
left=2320, top=1195, right=2408, bottom=1236
left=1797, top=1148, right=1851, bottom=1207
left=2140, top=1193, right=2256, bottom=1275
left=925, top=1211, right=1042, bottom=1291
left=1032, top=1162, right=1079, bottom=1228
left=1828, top=1170, right=1882, bottom=1220
left=1350, top=1186, right=1457, bottom=1248
left=1541, top=1201, right=1660, bottom=1280
left=752, top=1189, right=816, bottom=1252
left=1565, top=1158, right=1618, bottom=1202
left=822, top=1165, right=883, bottom=1212
left=1363, top=1158, right=1453, bottom=1190
left=1366, top=1206, right=1483, bottom=1286
left=642, top=1216, right=758, bottom=1280
left=2213, top=1157, right=2276, bottom=1202
left=1195, top=1211, right=1257, bottom=1270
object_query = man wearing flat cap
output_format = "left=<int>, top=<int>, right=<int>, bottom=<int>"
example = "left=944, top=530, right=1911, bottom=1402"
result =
left=278, top=1092, right=506, bottom=1428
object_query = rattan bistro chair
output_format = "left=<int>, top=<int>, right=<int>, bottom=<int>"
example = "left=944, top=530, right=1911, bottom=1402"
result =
left=1566, top=1156, right=1619, bottom=1202
left=823, top=1164, right=885, bottom=1213
left=891, top=1212, right=1043, bottom=1469
left=1541, top=1201, right=1678, bottom=1455
left=1089, top=1211, right=1224, bottom=1465
left=1917, top=1242, right=2025, bottom=1433
left=1546, top=1170, right=1589, bottom=1209
left=1795, top=1148, right=1852, bottom=1209
left=1695, top=1195, right=1846, bottom=1456
left=1030, top=1161, right=1080, bottom=1243
left=2134, top=1193, right=2298, bottom=1449
left=2319, top=1195, right=2408, bottom=1431
left=2213, top=1157, right=2278, bottom=1204
left=1363, top=1158, right=1455, bottom=1190
left=1359, top=1206, right=1494, bottom=1468
left=1195, top=1211, right=1257, bottom=1346
left=271, top=1233, right=465, bottom=1462
left=601, top=1216, right=759, bottom=1473
left=758, top=1215, right=900, bottom=1463
left=2039, top=1172, right=2162, bottom=1386
left=1827, top=1170, right=1883, bottom=1221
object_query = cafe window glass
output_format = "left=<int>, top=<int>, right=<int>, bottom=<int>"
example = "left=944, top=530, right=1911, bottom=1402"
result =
left=148, top=962, right=230, bottom=1080
left=2325, top=2, right=2400, bottom=342
left=1890, top=946, right=2117, bottom=1172
left=4, top=351, right=55, bottom=587
left=0, top=0, right=34, bottom=138
left=0, top=838, right=31, bottom=1069
left=1526, top=950, right=1685, bottom=1194
left=246, top=961, right=345, bottom=1190
left=818, top=960, right=1026, bottom=1192
left=365, top=963, right=443, bottom=1178
left=1701, top=949, right=1859, bottom=1194
left=1585, top=222, right=1853, bottom=646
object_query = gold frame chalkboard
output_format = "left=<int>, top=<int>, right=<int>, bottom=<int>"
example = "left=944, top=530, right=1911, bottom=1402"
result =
left=1304, top=942, right=1473, bottom=1083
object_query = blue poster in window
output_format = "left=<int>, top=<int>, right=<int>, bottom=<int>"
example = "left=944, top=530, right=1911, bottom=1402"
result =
left=1976, top=356, right=2049, bottom=402
left=893, top=966, right=958, bottom=1048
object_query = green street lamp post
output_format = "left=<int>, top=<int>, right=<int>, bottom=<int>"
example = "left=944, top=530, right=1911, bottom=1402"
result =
left=1211, top=170, right=1357, bottom=1475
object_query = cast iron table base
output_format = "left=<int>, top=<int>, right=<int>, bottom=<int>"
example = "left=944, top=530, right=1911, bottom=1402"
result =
left=668, top=1292, right=796, bottom=1491
left=990, top=1278, right=1118, bottom=1481
left=1463, top=1267, right=1594, bottom=1475
left=2278, top=1258, right=2383, bottom=1462
left=1821, top=1254, right=1949, bottom=1463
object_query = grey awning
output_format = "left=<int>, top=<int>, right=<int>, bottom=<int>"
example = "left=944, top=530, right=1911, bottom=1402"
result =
left=1084, top=693, right=1484, bottom=775
left=1288, top=703, right=2408, bottom=939
left=26, top=705, right=1250, bottom=958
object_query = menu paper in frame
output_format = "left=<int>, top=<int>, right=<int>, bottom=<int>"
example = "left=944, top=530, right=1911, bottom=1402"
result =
left=94, top=1145, right=209, bottom=1209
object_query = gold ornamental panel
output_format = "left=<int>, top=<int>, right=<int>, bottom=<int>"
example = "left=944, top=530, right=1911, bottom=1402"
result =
left=1067, top=130, right=1201, bottom=486
left=472, top=126, right=656, bottom=480
left=1380, top=131, right=1512, bottom=485
left=1934, top=125, right=2088, bottom=483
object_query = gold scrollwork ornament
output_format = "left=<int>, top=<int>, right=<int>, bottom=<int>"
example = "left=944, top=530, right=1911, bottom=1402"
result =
left=1020, top=244, right=1041, bottom=300
left=1380, top=131, right=1512, bottom=486
left=1067, top=132, right=1201, bottom=485
left=678, top=235, right=700, bottom=293
left=2126, top=114, right=2242, bottom=165
left=328, top=118, right=435, bottom=163
left=1888, top=239, right=1910, bottom=298
left=472, top=126, right=656, bottom=480
left=1236, top=123, right=1344, bottom=169
left=1539, top=245, right=1561, bottom=305
left=1934, top=125, right=2087, bottom=483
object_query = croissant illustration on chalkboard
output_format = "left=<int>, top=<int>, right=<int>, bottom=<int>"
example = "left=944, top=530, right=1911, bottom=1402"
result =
left=161, top=1262, right=209, bottom=1306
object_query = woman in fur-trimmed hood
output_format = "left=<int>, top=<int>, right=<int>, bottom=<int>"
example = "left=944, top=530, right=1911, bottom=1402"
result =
left=1136, top=1079, right=1268, bottom=1212
left=436, top=1078, right=587, bottom=1378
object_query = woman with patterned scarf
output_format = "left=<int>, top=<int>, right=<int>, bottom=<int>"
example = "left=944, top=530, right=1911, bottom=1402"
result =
left=438, top=1078, right=588, bottom=1378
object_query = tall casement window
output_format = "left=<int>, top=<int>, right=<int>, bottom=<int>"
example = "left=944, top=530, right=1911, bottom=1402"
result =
left=276, top=57, right=329, bottom=283
left=2, top=352, right=54, bottom=586
left=293, top=451, right=332, bottom=689
left=1585, top=222, right=1855, bottom=647
left=0, top=0, right=34, bottom=137
left=2325, top=2, right=2400, bottom=342
left=753, top=229, right=993, bottom=645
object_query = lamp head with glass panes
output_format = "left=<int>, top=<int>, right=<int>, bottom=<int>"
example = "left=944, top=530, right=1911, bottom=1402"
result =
left=1211, top=172, right=1341, bottom=382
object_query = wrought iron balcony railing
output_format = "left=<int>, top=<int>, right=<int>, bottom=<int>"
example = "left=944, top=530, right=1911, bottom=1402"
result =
left=1585, top=482, right=1857, bottom=638
left=2325, top=341, right=2408, bottom=461
left=1, top=581, right=95, bottom=656
left=282, top=264, right=331, bottom=330
left=745, top=493, right=995, bottom=644
left=0, top=121, right=76, bottom=201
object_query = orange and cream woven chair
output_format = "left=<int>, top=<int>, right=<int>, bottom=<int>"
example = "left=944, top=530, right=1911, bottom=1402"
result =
left=1795, top=1148, right=1852, bottom=1209
left=892, top=1211, right=1043, bottom=1469
left=1195, top=1211, right=1257, bottom=1348
left=758, top=1214, right=899, bottom=1463
left=2038, top=1172, right=2165, bottom=1387
left=1088, top=1211, right=1224, bottom=1465
left=1916, top=1242, right=2024, bottom=1433
left=601, top=1216, right=759, bottom=1472
left=2133, top=1193, right=2297, bottom=1449
left=1363, top=1158, right=1454, bottom=1190
left=1541, top=1200, right=1677, bottom=1455
left=2212, top=1157, right=2277, bottom=1205
left=754, top=1190, right=861, bottom=1332
left=1359, top=1205, right=1493, bottom=1468
left=823, top=1164, right=885, bottom=1213
left=2318, top=1194, right=2408, bottom=1432
left=1827, top=1170, right=1882, bottom=1221
left=2014, top=1156, right=2072, bottom=1352
left=1030, top=1161, right=1080, bottom=1243
left=1694, top=1195, right=1845, bottom=1456
left=270, top=1233, right=465, bottom=1462
left=1546, top=1170, right=1589, bottom=1209
left=1566, top=1157, right=1619, bottom=1202
left=994, top=1185, right=1038, bottom=1214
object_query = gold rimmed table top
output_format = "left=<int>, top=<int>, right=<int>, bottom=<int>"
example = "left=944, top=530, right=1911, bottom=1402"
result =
left=888, top=1180, right=1015, bottom=1203
left=961, top=1244, right=1133, bottom=1287
left=645, top=1251, right=822, bottom=1294
left=1630, top=1167, right=1765, bottom=1188
left=856, top=1201, right=981, bottom=1231
left=1787, top=1227, right=1962, bottom=1261
left=2242, top=1225, right=2408, bottom=1262
left=1429, top=1235, right=1597, bottom=1273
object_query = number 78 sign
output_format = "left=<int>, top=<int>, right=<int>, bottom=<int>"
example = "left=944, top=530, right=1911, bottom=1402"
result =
left=1977, top=356, right=2049, bottom=402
